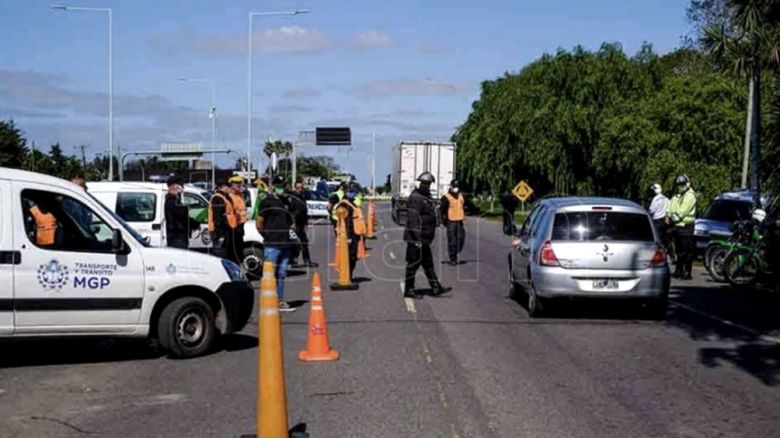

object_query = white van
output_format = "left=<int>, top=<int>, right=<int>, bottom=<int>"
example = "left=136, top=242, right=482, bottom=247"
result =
left=87, top=182, right=265, bottom=277
left=0, top=168, right=254, bottom=358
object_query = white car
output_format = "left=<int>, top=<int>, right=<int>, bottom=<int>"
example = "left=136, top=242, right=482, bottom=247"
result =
left=88, top=182, right=266, bottom=278
left=0, top=168, right=253, bottom=358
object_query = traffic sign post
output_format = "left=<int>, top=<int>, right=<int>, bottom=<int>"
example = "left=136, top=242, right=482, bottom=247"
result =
left=512, top=180, right=534, bottom=202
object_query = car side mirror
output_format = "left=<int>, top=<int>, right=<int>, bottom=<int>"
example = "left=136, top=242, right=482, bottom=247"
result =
left=111, top=229, right=128, bottom=254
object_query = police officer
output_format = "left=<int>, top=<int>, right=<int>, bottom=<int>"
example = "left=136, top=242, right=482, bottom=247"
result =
left=164, top=176, right=196, bottom=249
left=228, top=176, right=248, bottom=260
left=403, top=172, right=452, bottom=298
left=328, top=182, right=347, bottom=233
left=667, top=175, right=697, bottom=280
left=440, top=179, right=466, bottom=265
left=333, top=182, right=365, bottom=280
left=289, top=180, right=318, bottom=268
left=208, top=181, right=240, bottom=263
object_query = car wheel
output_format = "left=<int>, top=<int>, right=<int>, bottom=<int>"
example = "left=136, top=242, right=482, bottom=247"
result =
left=242, top=246, right=264, bottom=279
left=526, top=281, right=545, bottom=318
left=157, top=297, right=216, bottom=358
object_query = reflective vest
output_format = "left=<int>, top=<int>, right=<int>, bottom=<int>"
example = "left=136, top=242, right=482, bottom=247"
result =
left=331, top=189, right=345, bottom=220
left=229, top=192, right=248, bottom=225
left=335, top=199, right=366, bottom=235
left=444, top=192, right=465, bottom=221
left=208, top=193, right=238, bottom=232
left=30, top=205, right=57, bottom=246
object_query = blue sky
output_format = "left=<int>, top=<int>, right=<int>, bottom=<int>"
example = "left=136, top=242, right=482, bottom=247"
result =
left=0, top=0, right=690, bottom=184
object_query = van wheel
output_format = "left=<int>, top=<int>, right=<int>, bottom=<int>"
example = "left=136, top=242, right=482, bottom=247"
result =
left=158, top=297, right=215, bottom=358
left=243, top=246, right=264, bottom=279
left=526, top=282, right=545, bottom=318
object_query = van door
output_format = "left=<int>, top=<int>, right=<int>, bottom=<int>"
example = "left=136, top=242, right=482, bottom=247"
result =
left=182, top=192, right=212, bottom=249
left=12, top=183, right=145, bottom=333
left=115, top=191, right=163, bottom=246
left=0, top=180, right=15, bottom=334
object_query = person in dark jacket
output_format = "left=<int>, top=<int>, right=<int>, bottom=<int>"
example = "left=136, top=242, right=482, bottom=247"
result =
left=209, top=181, right=239, bottom=263
left=337, top=183, right=361, bottom=280
left=164, top=176, right=196, bottom=249
left=289, top=181, right=318, bottom=268
left=256, top=175, right=296, bottom=312
left=403, top=172, right=452, bottom=299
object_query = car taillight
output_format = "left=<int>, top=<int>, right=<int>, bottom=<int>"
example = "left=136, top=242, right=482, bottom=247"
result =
left=539, top=241, right=560, bottom=267
left=650, top=247, right=666, bottom=267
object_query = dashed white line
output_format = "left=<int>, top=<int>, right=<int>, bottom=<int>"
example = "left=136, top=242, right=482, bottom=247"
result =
left=383, top=233, right=389, bottom=241
left=673, top=301, right=780, bottom=344
left=400, top=282, right=416, bottom=313
left=389, top=251, right=396, bottom=260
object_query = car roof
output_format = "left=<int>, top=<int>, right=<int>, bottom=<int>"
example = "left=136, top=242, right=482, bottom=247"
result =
left=0, top=166, right=80, bottom=188
left=715, top=190, right=757, bottom=203
left=539, top=196, right=645, bottom=212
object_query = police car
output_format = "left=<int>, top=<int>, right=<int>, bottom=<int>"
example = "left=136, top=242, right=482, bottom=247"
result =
left=0, top=168, right=253, bottom=358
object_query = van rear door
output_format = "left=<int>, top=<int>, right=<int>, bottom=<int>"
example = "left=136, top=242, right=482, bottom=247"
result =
left=0, top=180, right=15, bottom=334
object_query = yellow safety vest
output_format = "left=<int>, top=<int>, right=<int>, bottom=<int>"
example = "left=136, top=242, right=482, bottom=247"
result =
left=30, top=205, right=57, bottom=246
left=444, top=193, right=465, bottom=221
left=229, top=192, right=248, bottom=225
left=208, top=193, right=238, bottom=232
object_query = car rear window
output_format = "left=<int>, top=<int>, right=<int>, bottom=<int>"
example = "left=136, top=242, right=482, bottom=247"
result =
left=552, top=211, right=654, bottom=242
left=703, top=199, right=752, bottom=222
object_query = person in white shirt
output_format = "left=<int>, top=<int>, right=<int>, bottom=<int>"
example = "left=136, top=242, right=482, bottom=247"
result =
left=648, top=183, right=670, bottom=231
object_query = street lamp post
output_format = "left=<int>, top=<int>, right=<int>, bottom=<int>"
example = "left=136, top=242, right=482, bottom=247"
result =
left=52, top=5, right=113, bottom=181
left=179, top=78, right=217, bottom=190
left=247, top=9, right=310, bottom=177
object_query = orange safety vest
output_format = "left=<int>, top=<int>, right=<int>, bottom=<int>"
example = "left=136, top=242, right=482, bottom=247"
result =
left=444, top=192, right=465, bottom=221
left=208, top=193, right=238, bottom=232
left=30, top=205, right=57, bottom=246
left=336, top=200, right=366, bottom=236
left=229, top=192, right=248, bottom=225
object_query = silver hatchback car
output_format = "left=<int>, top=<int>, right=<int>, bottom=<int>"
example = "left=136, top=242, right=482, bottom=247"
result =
left=507, top=197, right=670, bottom=318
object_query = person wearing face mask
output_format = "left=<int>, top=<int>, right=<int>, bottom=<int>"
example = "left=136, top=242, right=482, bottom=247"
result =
left=333, top=182, right=364, bottom=281
left=228, top=176, right=248, bottom=261
left=648, top=183, right=669, bottom=228
left=440, top=179, right=466, bottom=265
left=289, top=180, right=318, bottom=268
left=403, top=172, right=452, bottom=299
left=209, top=181, right=239, bottom=262
left=256, top=175, right=297, bottom=312
left=667, top=175, right=697, bottom=280
left=164, top=176, right=195, bottom=249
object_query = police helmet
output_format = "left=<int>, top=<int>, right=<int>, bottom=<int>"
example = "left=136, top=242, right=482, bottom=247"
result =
left=675, top=175, right=690, bottom=186
left=417, top=172, right=435, bottom=183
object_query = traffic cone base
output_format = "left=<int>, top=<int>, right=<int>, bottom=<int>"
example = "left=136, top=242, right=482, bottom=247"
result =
left=299, top=349, right=340, bottom=362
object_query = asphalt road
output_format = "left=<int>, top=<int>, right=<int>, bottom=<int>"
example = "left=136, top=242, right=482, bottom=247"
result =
left=1, top=203, right=779, bottom=437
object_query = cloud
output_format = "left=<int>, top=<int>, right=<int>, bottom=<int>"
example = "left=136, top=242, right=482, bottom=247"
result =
left=268, top=104, right=311, bottom=113
left=282, top=86, right=322, bottom=99
left=417, top=41, right=445, bottom=54
left=349, top=30, right=392, bottom=51
left=352, top=77, right=471, bottom=99
left=151, top=26, right=330, bottom=56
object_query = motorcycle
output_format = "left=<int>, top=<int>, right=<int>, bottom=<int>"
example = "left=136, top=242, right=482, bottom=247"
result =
left=723, top=226, right=773, bottom=287
left=704, top=220, right=753, bottom=283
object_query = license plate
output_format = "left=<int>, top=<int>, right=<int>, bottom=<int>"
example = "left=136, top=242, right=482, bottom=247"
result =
left=593, top=279, right=619, bottom=290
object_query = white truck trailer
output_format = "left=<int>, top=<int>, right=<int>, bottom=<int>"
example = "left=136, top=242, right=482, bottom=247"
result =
left=390, top=141, right=456, bottom=225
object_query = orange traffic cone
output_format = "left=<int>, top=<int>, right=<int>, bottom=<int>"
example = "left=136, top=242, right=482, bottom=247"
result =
left=331, top=208, right=359, bottom=291
left=358, top=236, right=370, bottom=259
left=329, top=233, right=341, bottom=269
left=367, top=201, right=377, bottom=240
left=299, top=272, right=339, bottom=362
left=257, top=261, right=289, bottom=437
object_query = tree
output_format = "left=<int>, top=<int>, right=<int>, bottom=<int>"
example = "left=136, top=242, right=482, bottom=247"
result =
left=0, top=120, right=29, bottom=168
left=263, top=139, right=293, bottom=158
left=699, top=0, right=780, bottom=201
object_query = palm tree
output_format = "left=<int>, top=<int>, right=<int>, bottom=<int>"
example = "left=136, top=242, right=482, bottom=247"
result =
left=700, top=0, right=780, bottom=204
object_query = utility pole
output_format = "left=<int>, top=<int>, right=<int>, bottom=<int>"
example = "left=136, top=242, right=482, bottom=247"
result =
left=79, top=145, right=87, bottom=170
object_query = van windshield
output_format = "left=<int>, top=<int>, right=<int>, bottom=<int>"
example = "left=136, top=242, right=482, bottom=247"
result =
left=552, top=211, right=655, bottom=242
left=89, top=193, right=151, bottom=247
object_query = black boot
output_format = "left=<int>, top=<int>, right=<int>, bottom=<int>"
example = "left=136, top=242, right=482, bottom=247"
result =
left=430, top=280, right=452, bottom=296
left=404, top=286, right=420, bottom=299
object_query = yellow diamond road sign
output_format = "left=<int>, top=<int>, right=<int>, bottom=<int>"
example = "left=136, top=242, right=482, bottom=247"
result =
left=512, top=181, right=534, bottom=202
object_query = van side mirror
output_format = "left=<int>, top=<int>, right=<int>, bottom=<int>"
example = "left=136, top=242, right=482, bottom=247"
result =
left=111, top=229, right=127, bottom=254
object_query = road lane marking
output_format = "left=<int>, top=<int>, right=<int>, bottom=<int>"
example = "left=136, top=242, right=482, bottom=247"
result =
left=383, top=233, right=389, bottom=241
left=400, top=282, right=416, bottom=313
left=673, top=301, right=780, bottom=344
left=389, top=251, right=396, bottom=260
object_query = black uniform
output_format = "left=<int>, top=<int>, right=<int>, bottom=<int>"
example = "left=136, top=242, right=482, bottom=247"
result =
left=403, top=187, right=447, bottom=296
left=335, top=199, right=359, bottom=279
left=440, top=192, right=466, bottom=264
left=164, top=193, right=193, bottom=249
left=288, top=190, right=313, bottom=266
left=500, top=191, right=519, bottom=235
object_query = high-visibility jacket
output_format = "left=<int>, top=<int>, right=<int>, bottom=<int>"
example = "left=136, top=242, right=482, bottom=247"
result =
left=30, top=205, right=57, bottom=246
left=208, top=193, right=238, bottom=232
left=444, top=192, right=465, bottom=221
left=229, top=192, right=248, bottom=225
left=335, top=199, right=366, bottom=236
left=331, top=189, right=345, bottom=221
left=668, top=188, right=697, bottom=227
